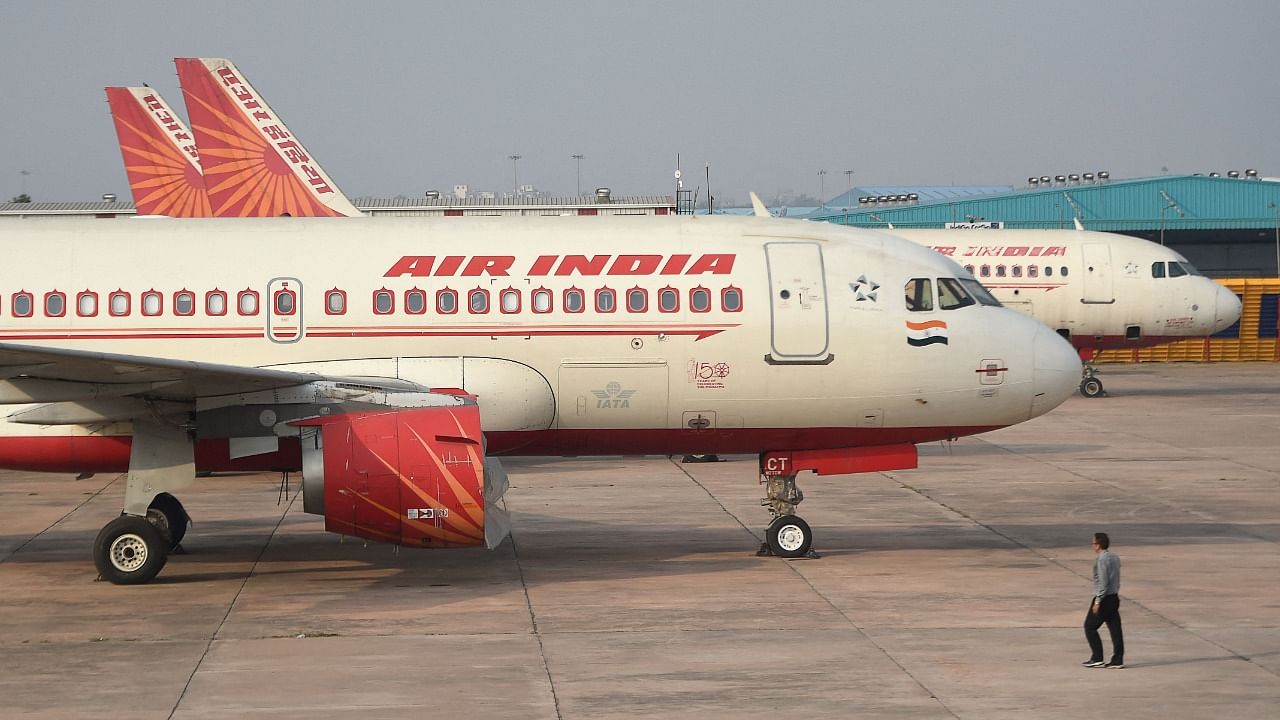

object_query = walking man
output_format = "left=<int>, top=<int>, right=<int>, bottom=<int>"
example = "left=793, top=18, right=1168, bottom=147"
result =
left=1082, top=532, right=1125, bottom=668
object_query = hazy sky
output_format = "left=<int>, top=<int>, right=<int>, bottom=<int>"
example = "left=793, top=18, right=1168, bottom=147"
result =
left=3, top=1, right=1278, bottom=205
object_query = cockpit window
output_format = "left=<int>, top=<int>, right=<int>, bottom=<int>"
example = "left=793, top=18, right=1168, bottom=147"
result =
left=1168, top=261, right=1188, bottom=278
left=1152, top=262, right=1166, bottom=278
left=937, top=277, right=976, bottom=310
left=959, top=279, right=1002, bottom=306
left=1176, top=261, right=1201, bottom=276
left=904, top=278, right=933, bottom=312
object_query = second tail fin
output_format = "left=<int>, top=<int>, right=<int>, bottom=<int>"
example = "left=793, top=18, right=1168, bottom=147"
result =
left=105, top=86, right=211, bottom=218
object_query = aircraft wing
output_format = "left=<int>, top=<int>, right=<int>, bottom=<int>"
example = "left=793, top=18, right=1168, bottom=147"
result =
left=0, top=341, right=425, bottom=403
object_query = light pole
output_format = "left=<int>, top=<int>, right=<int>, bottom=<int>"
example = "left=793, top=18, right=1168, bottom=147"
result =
left=843, top=169, right=854, bottom=203
left=18, top=169, right=31, bottom=197
left=508, top=154, right=522, bottom=196
left=571, top=154, right=584, bottom=197
left=818, top=169, right=827, bottom=208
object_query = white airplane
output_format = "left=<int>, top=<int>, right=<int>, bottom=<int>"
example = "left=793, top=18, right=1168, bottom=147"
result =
left=886, top=228, right=1242, bottom=396
left=172, top=57, right=361, bottom=217
left=0, top=215, right=1079, bottom=583
left=104, top=86, right=211, bottom=217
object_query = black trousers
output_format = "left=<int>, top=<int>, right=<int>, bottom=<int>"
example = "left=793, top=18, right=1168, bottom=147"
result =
left=1084, top=594, right=1124, bottom=663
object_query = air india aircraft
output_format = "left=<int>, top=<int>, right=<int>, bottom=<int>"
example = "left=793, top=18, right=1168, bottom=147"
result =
left=104, top=86, right=211, bottom=218
left=886, top=228, right=1241, bottom=396
left=0, top=214, right=1080, bottom=584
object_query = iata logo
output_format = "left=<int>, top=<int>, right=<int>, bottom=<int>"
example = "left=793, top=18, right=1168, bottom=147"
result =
left=593, top=381, right=636, bottom=408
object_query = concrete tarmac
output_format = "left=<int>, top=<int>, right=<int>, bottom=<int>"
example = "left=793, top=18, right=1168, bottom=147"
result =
left=0, top=362, right=1277, bottom=719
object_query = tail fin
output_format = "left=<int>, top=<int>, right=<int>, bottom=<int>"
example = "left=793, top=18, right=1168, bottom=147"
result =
left=174, top=57, right=361, bottom=217
left=105, top=87, right=211, bottom=217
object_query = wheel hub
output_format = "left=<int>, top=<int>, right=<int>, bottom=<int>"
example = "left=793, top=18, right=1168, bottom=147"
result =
left=109, top=534, right=149, bottom=572
left=776, top=524, right=806, bottom=552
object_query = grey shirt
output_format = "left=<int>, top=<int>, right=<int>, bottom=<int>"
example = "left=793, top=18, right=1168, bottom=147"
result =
left=1093, top=549, right=1121, bottom=598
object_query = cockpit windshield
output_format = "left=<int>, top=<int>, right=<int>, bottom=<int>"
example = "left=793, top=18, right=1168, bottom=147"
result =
left=959, top=279, right=1002, bottom=307
left=937, top=277, right=976, bottom=310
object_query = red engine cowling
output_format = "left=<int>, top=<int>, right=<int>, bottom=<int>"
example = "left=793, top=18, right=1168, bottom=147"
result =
left=293, top=404, right=490, bottom=548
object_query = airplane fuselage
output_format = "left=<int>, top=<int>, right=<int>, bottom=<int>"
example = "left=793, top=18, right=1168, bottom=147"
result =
left=0, top=215, right=1080, bottom=471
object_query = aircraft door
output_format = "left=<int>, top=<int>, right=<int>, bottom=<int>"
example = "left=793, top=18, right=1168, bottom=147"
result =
left=764, top=242, right=831, bottom=363
left=267, top=277, right=304, bottom=343
left=1080, top=244, right=1115, bottom=304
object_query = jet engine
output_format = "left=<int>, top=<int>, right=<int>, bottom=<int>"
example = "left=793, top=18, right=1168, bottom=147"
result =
left=293, top=401, right=510, bottom=550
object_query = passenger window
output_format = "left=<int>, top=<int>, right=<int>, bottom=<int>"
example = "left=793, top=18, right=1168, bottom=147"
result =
left=206, top=290, right=227, bottom=316
left=658, top=287, right=679, bottom=313
left=1151, top=262, right=1166, bottom=279
left=500, top=288, right=521, bottom=314
left=274, top=289, right=296, bottom=315
left=44, top=291, right=66, bottom=317
left=532, top=288, right=553, bottom=313
left=468, top=288, right=489, bottom=314
left=1028, top=265, right=1039, bottom=278
left=109, top=291, right=130, bottom=317
left=626, top=287, right=648, bottom=313
left=436, top=288, right=458, bottom=314
left=238, top=290, right=259, bottom=316
left=995, top=265, right=1007, bottom=278
left=563, top=288, right=584, bottom=313
left=904, top=278, right=933, bottom=312
left=690, top=287, right=711, bottom=313
left=77, top=291, right=98, bottom=317
left=405, top=288, right=427, bottom=315
left=980, top=265, right=991, bottom=278
left=1060, top=266, right=1069, bottom=277
left=1012, top=265, right=1023, bottom=278
left=964, top=264, right=975, bottom=275
left=325, top=289, right=346, bottom=315
left=174, top=290, right=195, bottom=316
left=141, top=291, right=163, bottom=317
left=722, top=287, right=743, bottom=312
left=373, top=289, right=394, bottom=314
left=1168, top=262, right=1187, bottom=278
left=1045, top=266, right=1054, bottom=277
left=595, top=288, right=616, bottom=313
left=937, top=277, right=976, bottom=310
left=12, top=291, right=33, bottom=318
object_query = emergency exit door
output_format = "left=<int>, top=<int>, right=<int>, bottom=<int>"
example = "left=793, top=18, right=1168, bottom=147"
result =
left=763, top=242, right=830, bottom=363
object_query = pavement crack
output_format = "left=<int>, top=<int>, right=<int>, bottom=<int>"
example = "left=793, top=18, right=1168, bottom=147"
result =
left=507, top=498, right=564, bottom=720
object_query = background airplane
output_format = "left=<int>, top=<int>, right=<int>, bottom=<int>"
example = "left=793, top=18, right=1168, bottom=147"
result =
left=888, top=228, right=1241, bottom=396
left=0, top=214, right=1079, bottom=584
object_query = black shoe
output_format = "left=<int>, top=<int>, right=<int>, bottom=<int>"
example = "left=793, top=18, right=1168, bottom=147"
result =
left=1081, top=659, right=1106, bottom=667
left=1105, top=661, right=1125, bottom=669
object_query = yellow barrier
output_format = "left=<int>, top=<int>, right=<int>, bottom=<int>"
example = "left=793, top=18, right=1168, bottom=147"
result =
left=1096, top=279, right=1280, bottom=363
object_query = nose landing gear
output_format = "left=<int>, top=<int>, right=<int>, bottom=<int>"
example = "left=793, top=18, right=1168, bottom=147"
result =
left=1080, top=364, right=1107, bottom=398
left=756, top=473, right=818, bottom=558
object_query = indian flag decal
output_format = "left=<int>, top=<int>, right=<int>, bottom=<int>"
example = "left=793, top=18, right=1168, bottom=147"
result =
left=906, top=320, right=949, bottom=347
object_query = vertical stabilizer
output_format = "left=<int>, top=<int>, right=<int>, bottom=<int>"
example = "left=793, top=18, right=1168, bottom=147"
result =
left=105, top=87, right=211, bottom=217
left=174, top=57, right=361, bottom=217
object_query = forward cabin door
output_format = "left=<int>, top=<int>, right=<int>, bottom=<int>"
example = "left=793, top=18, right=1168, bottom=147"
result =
left=1080, top=244, right=1115, bottom=304
left=763, top=242, right=831, bottom=363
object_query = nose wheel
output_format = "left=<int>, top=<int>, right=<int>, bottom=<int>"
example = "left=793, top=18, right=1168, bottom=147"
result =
left=1080, top=364, right=1107, bottom=398
left=756, top=473, right=820, bottom=558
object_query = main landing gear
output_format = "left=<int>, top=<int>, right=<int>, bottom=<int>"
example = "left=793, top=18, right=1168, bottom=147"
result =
left=93, top=493, right=191, bottom=585
left=756, top=473, right=818, bottom=559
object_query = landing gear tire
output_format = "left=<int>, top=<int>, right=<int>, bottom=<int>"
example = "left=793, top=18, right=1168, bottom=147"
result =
left=1080, top=377, right=1105, bottom=398
left=146, top=493, right=189, bottom=550
left=93, top=515, right=169, bottom=585
left=766, top=515, right=813, bottom=559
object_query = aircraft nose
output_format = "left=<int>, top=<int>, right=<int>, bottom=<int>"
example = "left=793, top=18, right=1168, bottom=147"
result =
left=1031, top=326, right=1081, bottom=418
left=1213, top=283, right=1242, bottom=334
